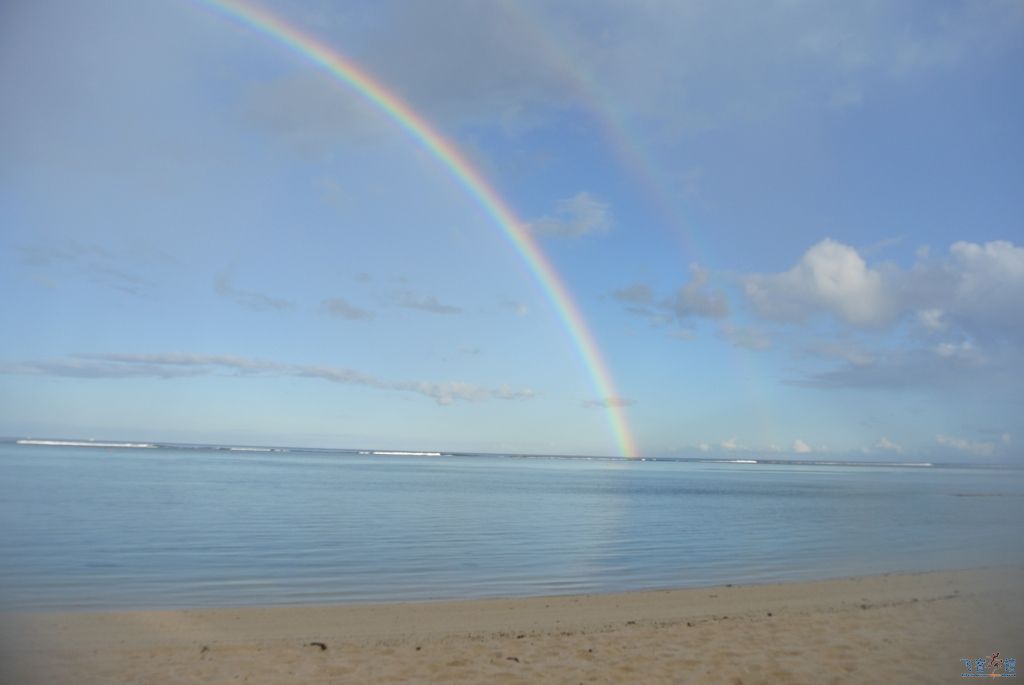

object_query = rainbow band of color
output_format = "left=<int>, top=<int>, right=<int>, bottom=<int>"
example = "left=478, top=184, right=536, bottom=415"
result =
left=196, top=0, right=639, bottom=458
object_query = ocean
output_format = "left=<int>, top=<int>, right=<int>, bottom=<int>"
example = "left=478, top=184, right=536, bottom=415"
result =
left=1, top=441, right=1021, bottom=612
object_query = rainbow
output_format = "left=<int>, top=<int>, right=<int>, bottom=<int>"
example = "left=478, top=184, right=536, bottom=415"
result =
left=194, top=0, right=639, bottom=458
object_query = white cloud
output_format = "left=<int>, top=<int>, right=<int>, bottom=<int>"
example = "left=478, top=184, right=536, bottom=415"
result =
left=720, top=437, right=739, bottom=451
left=392, top=380, right=534, bottom=405
left=745, top=239, right=1024, bottom=343
left=769, top=240, right=1024, bottom=391
left=936, top=434, right=997, bottom=457
left=744, top=239, right=894, bottom=326
left=792, top=439, right=812, bottom=453
left=942, top=240, right=1024, bottom=341
left=696, top=442, right=711, bottom=452
left=529, top=192, right=612, bottom=238
left=873, top=436, right=903, bottom=453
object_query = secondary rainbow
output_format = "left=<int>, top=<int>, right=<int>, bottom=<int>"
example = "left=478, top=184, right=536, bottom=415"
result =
left=195, top=0, right=639, bottom=458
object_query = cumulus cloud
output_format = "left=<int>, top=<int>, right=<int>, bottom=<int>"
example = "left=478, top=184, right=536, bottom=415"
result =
left=582, top=396, right=634, bottom=409
left=320, top=297, right=374, bottom=321
left=792, top=439, right=812, bottom=453
left=744, top=239, right=895, bottom=326
left=2, top=353, right=534, bottom=406
left=529, top=192, right=612, bottom=238
left=744, top=239, right=1024, bottom=342
left=215, top=274, right=293, bottom=312
left=720, top=437, right=739, bottom=451
left=940, top=240, right=1024, bottom=342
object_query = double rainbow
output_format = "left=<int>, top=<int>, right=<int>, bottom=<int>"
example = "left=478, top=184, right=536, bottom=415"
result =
left=196, top=0, right=639, bottom=458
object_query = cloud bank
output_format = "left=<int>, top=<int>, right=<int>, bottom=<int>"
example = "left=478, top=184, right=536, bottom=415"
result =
left=3, top=353, right=535, bottom=406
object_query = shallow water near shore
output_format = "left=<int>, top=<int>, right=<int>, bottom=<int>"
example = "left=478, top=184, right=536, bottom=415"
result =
left=1, top=443, right=1021, bottom=611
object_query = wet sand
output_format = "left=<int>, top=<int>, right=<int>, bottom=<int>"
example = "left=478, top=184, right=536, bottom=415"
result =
left=2, top=567, right=1021, bottom=684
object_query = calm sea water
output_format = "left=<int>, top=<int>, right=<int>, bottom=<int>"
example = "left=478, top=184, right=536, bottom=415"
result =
left=1, top=443, right=1021, bottom=612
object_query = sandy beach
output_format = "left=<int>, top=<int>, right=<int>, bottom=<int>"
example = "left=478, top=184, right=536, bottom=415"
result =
left=2, top=567, right=1021, bottom=684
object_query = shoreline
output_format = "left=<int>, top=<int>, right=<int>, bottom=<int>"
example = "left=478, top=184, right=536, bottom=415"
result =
left=1, top=561, right=1009, bottom=616
left=3, top=567, right=1021, bottom=683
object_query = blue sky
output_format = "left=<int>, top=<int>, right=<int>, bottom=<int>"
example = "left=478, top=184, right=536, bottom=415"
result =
left=2, top=0, right=1022, bottom=460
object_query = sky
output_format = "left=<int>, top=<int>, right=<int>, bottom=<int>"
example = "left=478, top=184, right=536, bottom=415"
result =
left=2, top=0, right=1022, bottom=461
